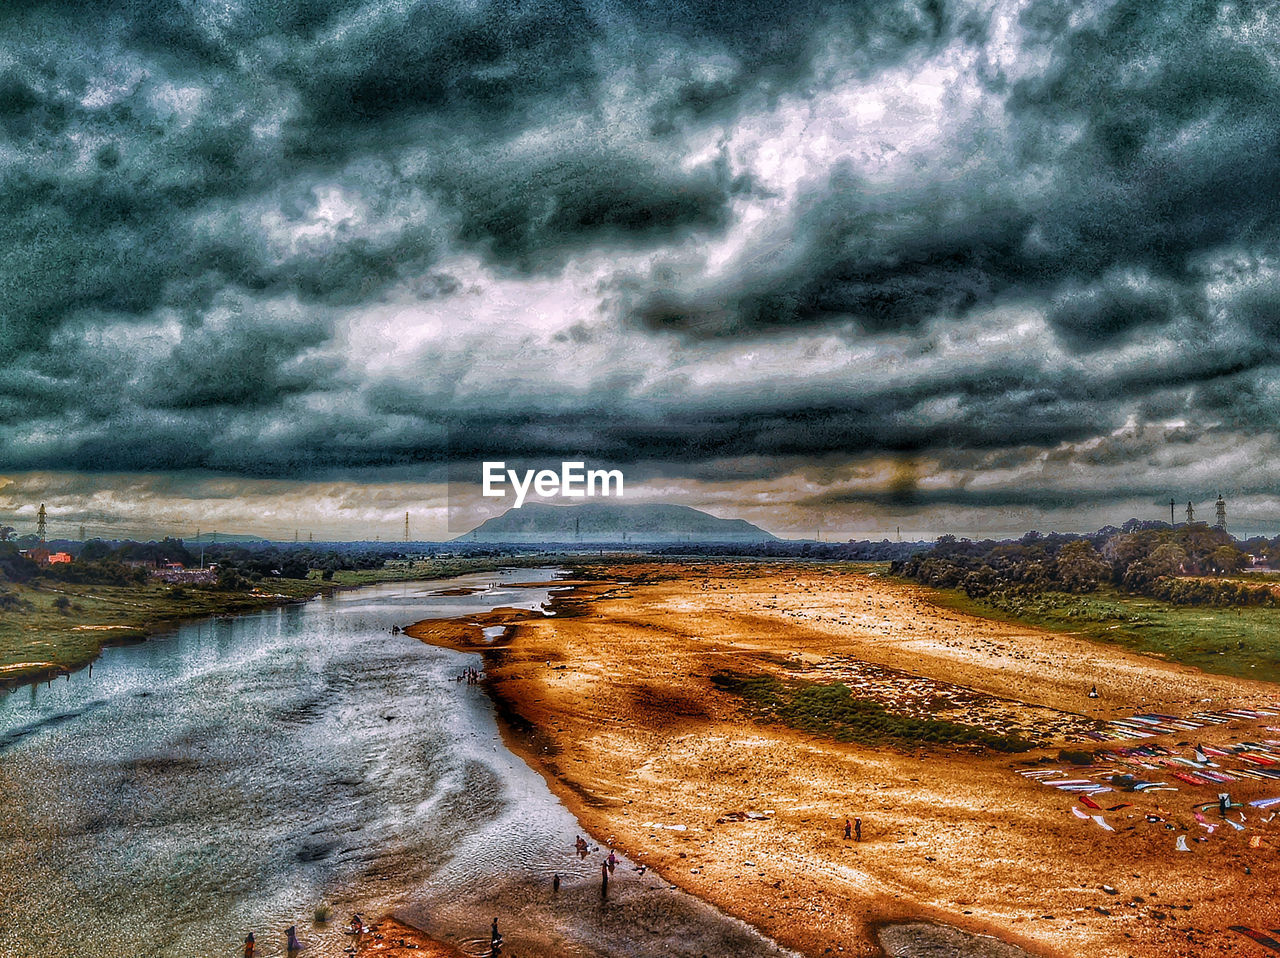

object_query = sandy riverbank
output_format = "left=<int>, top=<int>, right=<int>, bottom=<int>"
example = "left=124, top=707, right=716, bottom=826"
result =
left=355, top=917, right=470, bottom=958
left=406, top=563, right=1280, bottom=958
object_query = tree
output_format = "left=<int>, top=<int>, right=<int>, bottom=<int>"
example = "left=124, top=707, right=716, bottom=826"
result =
left=1147, top=543, right=1188, bottom=578
left=1209, top=545, right=1246, bottom=575
left=1055, top=540, right=1109, bottom=592
left=216, top=565, right=250, bottom=591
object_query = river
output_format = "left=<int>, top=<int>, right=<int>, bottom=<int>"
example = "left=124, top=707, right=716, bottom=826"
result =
left=0, top=570, right=796, bottom=958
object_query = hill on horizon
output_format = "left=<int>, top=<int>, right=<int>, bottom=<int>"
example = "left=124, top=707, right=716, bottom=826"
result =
left=458, top=502, right=778, bottom=544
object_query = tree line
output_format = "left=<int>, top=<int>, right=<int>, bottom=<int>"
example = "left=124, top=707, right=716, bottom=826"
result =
left=0, top=538, right=403, bottom=590
left=892, top=521, right=1279, bottom=607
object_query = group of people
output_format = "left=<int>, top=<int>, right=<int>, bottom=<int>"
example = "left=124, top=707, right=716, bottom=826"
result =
left=844, top=816, right=862, bottom=841
left=458, top=666, right=483, bottom=685
left=243, top=915, right=370, bottom=957
left=242, top=925, right=302, bottom=957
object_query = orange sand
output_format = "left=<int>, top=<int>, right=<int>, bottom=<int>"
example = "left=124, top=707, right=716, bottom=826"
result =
left=407, top=563, right=1280, bottom=957
left=356, top=917, right=469, bottom=958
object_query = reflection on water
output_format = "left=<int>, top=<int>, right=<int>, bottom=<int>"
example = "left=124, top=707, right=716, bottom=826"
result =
left=0, top=571, right=793, bottom=958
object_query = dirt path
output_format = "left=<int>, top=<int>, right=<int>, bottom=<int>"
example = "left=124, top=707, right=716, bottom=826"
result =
left=407, top=563, right=1280, bottom=958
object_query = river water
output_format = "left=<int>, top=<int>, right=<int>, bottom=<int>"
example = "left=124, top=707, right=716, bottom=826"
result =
left=0, top=571, right=795, bottom=958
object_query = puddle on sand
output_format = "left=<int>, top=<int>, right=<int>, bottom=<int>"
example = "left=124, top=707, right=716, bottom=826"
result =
left=878, top=922, right=1036, bottom=958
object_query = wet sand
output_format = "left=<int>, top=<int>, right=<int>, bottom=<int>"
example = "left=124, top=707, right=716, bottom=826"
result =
left=406, top=563, right=1280, bottom=958
left=356, top=917, right=469, bottom=957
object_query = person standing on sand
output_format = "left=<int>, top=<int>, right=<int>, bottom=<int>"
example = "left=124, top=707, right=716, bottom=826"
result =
left=244, top=932, right=255, bottom=958
left=553, top=873, right=561, bottom=893
left=844, top=818, right=852, bottom=839
left=286, top=925, right=301, bottom=952
left=601, top=860, right=609, bottom=895
left=855, top=817, right=862, bottom=841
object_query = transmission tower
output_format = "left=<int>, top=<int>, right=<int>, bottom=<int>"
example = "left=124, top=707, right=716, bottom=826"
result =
left=36, top=503, right=47, bottom=541
left=1215, top=494, right=1227, bottom=532
left=1185, top=501, right=1194, bottom=524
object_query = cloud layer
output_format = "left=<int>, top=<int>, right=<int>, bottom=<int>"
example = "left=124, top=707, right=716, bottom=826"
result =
left=1, top=0, right=1279, bottom=536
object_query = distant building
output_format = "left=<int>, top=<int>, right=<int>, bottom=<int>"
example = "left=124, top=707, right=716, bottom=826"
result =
left=19, top=548, right=73, bottom=566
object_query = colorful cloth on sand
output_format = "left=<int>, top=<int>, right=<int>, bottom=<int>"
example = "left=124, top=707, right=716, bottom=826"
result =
left=1230, top=927, right=1280, bottom=954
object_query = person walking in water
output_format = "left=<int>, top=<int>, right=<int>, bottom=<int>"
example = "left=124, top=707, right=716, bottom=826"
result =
left=552, top=873, right=561, bottom=893
left=286, top=925, right=301, bottom=952
left=490, top=917, right=503, bottom=955
left=606, top=849, right=618, bottom=873
left=244, top=932, right=255, bottom=958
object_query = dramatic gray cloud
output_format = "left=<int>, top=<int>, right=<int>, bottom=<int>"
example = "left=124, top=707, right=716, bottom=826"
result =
left=1, top=0, right=1279, bottom=537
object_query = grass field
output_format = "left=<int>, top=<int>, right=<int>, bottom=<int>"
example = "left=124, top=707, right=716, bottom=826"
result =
left=0, top=577, right=326, bottom=684
left=712, top=670, right=1034, bottom=752
left=919, top=583, right=1280, bottom=684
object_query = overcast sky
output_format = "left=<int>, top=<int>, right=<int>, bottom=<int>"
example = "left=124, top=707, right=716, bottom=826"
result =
left=2, top=0, right=1279, bottom=541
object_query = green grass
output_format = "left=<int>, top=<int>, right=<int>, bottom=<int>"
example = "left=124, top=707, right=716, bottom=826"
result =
left=712, top=671, right=1033, bottom=752
left=916, top=583, right=1280, bottom=684
left=0, top=578, right=326, bottom=683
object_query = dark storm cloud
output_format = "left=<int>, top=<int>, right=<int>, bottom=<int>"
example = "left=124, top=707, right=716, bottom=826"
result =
left=0, top=0, right=960, bottom=352
left=633, top=163, right=1033, bottom=337
left=442, top=145, right=742, bottom=269
left=803, top=484, right=1161, bottom=510
left=1, top=0, right=1278, bottom=496
left=633, top=0, right=1280, bottom=351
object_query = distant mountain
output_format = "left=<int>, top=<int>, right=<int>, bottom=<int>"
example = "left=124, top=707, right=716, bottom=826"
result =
left=459, top=503, right=778, bottom=544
